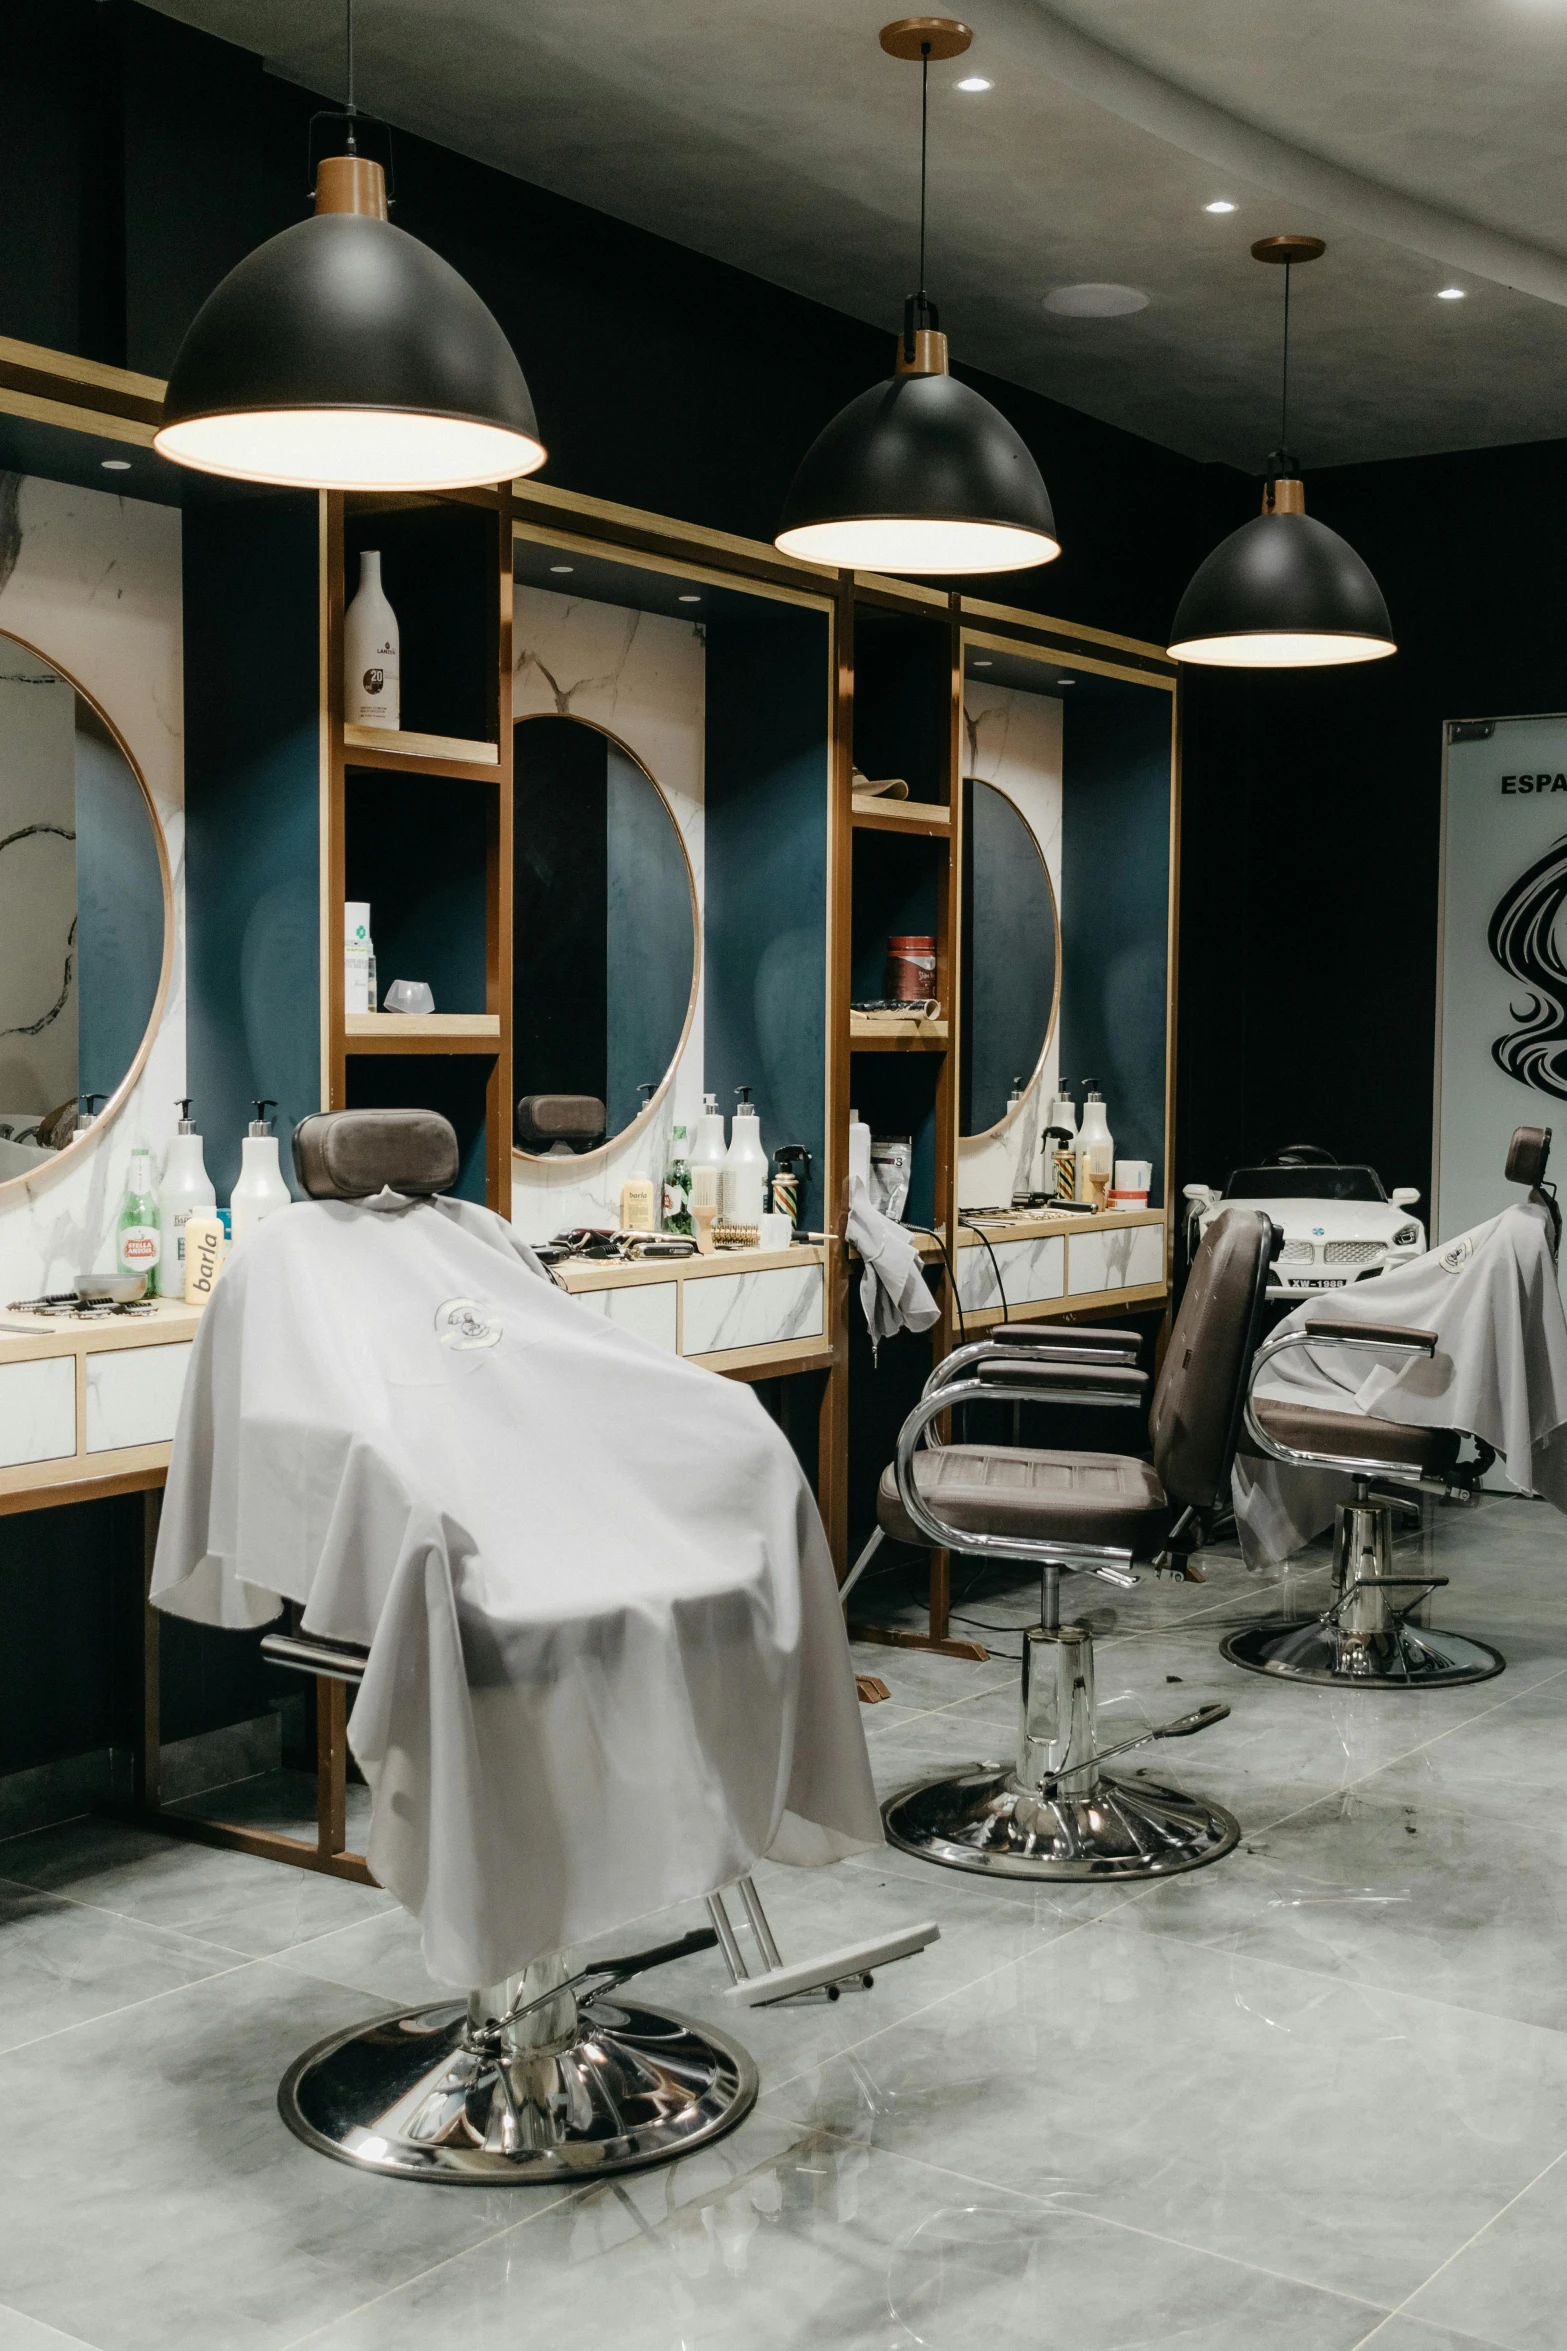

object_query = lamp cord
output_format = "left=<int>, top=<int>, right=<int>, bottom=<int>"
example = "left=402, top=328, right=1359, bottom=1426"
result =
left=1279, top=258, right=1291, bottom=449
left=344, top=0, right=357, bottom=150
left=918, top=44, right=930, bottom=302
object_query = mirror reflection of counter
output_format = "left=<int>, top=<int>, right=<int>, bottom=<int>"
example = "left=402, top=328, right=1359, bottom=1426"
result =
left=550, top=1241, right=828, bottom=1372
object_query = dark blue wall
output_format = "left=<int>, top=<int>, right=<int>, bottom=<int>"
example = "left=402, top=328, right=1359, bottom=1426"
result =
left=74, top=712, right=163, bottom=1106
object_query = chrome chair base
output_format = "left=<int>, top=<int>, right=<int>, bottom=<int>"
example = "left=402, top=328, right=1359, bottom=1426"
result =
left=279, top=1995, right=757, bottom=2183
left=1222, top=1616, right=1504, bottom=1689
left=882, top=1762, right=1240, bottom=1881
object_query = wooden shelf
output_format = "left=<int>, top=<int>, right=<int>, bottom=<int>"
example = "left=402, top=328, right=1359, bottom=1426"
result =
left=344, top=1012, right=500, bottom=1055
left=851, top=793, right=950, bottom=835
left=850, top=1012, right=948, bottom=1052
left=344, top=724, right=500, bottom=776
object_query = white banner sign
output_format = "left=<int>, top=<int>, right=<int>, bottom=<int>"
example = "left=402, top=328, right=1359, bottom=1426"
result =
left=1437, top=711, right=1567, bottom=1263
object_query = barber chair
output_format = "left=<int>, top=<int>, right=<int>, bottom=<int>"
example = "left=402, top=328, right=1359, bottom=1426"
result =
left=1220, top=1127, right=1556, bottom=1689
left=261, top=1108, right=935, bottom=2183
left=858, top=1207, right=1278, bottom=1880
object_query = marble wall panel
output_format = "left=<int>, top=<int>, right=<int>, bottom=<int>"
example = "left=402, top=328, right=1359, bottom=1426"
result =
left=958, top=682, right=1063, bottom=1213
left=0, top=476, right=183, bottom=1304
left=512, top=584, right=705, bottom=1244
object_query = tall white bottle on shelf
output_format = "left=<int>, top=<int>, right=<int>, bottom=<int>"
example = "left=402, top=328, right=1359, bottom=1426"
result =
left=344, top=551, right=400, bottom=730
left=160, top=1099, right=216, bottom=1283
left=721, top=1089, right=768, bottom=1224
left=231, top=1102, right=293, bottom=1242
left=689, top=1091, right=728, bottom=1210
left=1077, top=1084, right=1114, bottom=1210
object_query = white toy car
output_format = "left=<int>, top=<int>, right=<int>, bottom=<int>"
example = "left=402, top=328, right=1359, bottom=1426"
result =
left=1183, top=1146, right=1426, bottom=1297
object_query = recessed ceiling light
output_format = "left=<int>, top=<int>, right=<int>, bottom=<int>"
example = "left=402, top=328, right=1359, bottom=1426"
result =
left=1436, top=285, right=1466, bottom=300
left=956, top=76, right=991, bottom=91
left=548, top=563, right=573, bottom=572
left=100, top=458, right=131, bottom=471
left=1205, top=200, right=1236, bottom=215
left=678, top=592, right=701, bottom=602
left=1043, top=283, right=1149, bottom=317
left=972, top=658, right=993, bottom=667
left=1058, top=677, right=1075, bottom=687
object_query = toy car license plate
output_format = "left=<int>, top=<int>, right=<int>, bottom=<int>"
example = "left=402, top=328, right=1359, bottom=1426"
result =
left=1297, top=1275, right=1347, bottom=1287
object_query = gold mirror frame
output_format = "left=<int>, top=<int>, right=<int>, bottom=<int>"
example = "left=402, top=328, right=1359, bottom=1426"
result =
left=0, top=627, right=174, bottom=1199
left=511, top=711, right=701, bottom=1170
left=958, top=771, right=1062, bottom=1146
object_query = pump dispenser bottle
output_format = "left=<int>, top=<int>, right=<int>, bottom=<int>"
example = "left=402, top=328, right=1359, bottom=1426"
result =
left=1046, top=1087, right=1078, bottom=1203
left=160, top=1099, right=216, bottom=1282
left=1077, top=1083, right=1114, bottom=1210
left=689, top=1091, right=728, bottom=1215
left=721, top=1087, right=768, bottom=1223
left=231, top=1101, right=292, bottom=1241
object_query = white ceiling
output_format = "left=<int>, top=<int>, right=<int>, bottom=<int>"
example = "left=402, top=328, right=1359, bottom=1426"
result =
left=147, top=0, right=1567, bottom=468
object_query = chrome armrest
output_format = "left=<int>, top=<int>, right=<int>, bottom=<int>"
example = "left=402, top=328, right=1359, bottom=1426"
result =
left=893, top=1369, right=1143, bottom=1579
left=260, top=1631, right=369, bottom=1687
left=1244, top=1320, right=1439, bottom=1482
left=927, top=1335, right=1143, bottom=1398
left=986, top=1324, right=1143, bottom=1360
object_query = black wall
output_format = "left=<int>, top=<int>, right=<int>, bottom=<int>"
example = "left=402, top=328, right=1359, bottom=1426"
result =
left=1176, top=440, right=1567, bottom=1210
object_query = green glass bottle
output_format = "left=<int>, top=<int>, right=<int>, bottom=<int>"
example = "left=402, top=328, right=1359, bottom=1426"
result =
left=663, top=1124, right=694, bottom=1235
left=117, top=1146, right=162, bottom=1298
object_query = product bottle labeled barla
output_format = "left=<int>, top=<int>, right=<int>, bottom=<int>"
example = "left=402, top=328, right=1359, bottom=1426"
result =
left=160, top=1099, right=216, bottom=1276
left=663, top=1124, right=694, bottom=1234
left=117, top=1147, right=162, bottom=1296
left=344, top=901, right=377, bottom=1017
left=343, top=550, right=400, bottom=729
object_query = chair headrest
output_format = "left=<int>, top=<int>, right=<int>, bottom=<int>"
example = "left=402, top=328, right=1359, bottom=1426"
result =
left=292, top=1109, right=459, bottom=1200
left=516, top=1093, right=606, bottom=1148
left=1506, top=1125, right=1552, bottom=1188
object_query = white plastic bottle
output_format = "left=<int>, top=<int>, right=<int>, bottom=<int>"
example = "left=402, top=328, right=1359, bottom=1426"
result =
left=848, top=1106, right=872, bottom=1195
left=1077, top=1084, right=1114, bottom=1210
left=160, top=1099, right=216, bottom=1283
left=231, top=1101, right=293, bottom=1241
left=720, top=1087, right=768, bottom=1223
left=689, top=1090, right=727, bottom=1210
left=345, top=902, right=377, bottom=1016
left=344, top=551, right=400, bottom=730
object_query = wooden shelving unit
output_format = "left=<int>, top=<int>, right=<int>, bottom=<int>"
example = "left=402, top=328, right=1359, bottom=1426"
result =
left=343, top=1012, right=501, bottom=1052
left=849, top=1013, right=949, bottom=1050
left=850, top=794, right=951, bottom=835
left=344, top=723, right=499, bottom=769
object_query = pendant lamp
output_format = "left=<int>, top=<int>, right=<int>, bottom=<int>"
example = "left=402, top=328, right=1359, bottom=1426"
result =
left=1168, top=237, right=1393, bottom=667
left=775, top=18, right=1058, bottom=576
left=155, top=4, right=545, bottom=492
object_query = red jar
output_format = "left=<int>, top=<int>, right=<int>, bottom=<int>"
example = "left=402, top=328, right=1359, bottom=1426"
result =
left=886, top=934, right=936, bottom=1002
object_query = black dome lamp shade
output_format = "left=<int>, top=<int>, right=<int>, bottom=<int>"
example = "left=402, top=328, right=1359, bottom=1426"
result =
left=154, top=9, right=545, bottom=492
left=1168, top=237, right=1393, bottom=667
left=775, top=19, right=1058, bottom=577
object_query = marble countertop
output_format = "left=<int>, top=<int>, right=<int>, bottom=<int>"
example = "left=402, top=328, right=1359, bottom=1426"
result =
left=551, top=1241, right=829, bottom=1293
left=0, top=1297, right=202, bottom=1363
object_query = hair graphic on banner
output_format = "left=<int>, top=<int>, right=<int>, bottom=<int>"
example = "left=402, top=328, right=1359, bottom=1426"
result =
left=1487, top=831, right=1567, bottom=1101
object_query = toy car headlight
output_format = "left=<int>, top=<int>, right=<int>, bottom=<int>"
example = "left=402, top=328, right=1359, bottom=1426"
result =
left=1392, top=1223, right=1420, bottom=1247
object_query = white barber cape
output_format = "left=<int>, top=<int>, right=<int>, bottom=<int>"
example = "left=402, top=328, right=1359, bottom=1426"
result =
left=152, top=1192, right=881, bottom=1988
left=1234, top=1202, right=1567, bottom=1568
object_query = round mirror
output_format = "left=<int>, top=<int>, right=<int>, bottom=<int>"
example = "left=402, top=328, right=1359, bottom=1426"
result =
left=513, top=714, right=697, bottom=1157
left=959, top=775, right=1060, bottom=1136
left=0, top=633, right=170, bottom=1188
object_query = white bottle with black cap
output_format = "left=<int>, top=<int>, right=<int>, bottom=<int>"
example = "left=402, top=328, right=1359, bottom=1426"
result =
left=160, top=1098, right=216, bottom=1279
left=230, top=1100, right=292, bottom=1241
left=720, top=1086, right=768, bottom=1224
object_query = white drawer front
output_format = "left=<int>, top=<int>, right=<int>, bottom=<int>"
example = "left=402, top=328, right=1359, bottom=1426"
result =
left=576, top=1281, right=679, bottom=1352
left=958, top=1233, right=1065, bottom=1313
left=85, top=1342, right=193, bottom=1452
left=682, top=1265, right=824, bottom=1357
left=1067, top=1222, right=1165, bottom=1298
left=0, top=1357, right=76, bottom=1467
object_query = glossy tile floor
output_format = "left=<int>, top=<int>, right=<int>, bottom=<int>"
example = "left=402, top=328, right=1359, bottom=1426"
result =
left=1, top=1495, right=1564, bottom=2349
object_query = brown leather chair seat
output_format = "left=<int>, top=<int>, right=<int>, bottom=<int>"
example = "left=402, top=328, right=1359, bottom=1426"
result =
left=877, top=1444, right=1171, bottom=1554
left=1249, top=1401, right=1462, bottom=1476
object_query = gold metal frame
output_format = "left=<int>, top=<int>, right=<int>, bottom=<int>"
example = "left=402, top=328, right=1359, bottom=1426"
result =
left=510, top=711, right=702, bottom=1174
left=0, top=626, right=175, bottom=1201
